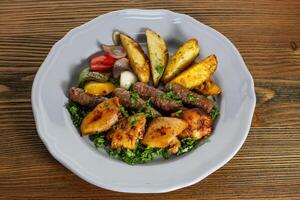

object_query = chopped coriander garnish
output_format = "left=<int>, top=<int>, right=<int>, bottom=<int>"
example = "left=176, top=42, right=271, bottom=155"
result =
left=145, top=98, right=152, bottom=106
left=129, top=116, right=138, bottom=125
left=210, top=105, right=220, bottom=120
left=165, top=91, right=177, bottom=99
left=108, top=143, right=171, bottom=165
left=187, top=94, right=198, bottom=103
left=112, top=124, right=120, bottom=130
left=155, top=148, right=171, bottom=159
left=155, top=63, right=164, bottom=77
left=109, top=148, right=122, bottom=159
left=174, top=109, right=183, bottom=117
left=158, top=92, right=164, bottom=99
left=65, top=101, right=90, bottom=128
left=159, top=91, right=182, bottom=104
left=175, top=99, right=182, bottom=104
left=89, top=134, right=106, bottom=148
left=119, top=106, right=129, bottom=117
left=209, top=96, right=220, bottom=121
left=130, top=91, right=140, bottom=105
left=145, top=108, right=154, bottom=118
left=108, top=77, right=120, bottom=86
left=177, top=138, right=198, bottom=155
left=93, top=135, right=106, bottom=148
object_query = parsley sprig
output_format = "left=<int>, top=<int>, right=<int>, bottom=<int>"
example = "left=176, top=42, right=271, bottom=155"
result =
left=159, top=91, right=182, bottom=104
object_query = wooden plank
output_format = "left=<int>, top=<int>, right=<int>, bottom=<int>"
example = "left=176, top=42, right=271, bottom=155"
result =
left=0, top=0, right=299, bottom=199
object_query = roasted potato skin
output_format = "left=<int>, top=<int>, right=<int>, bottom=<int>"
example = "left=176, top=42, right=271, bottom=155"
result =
left=171, top=55, right=217, bottom=89
left=145, top=29, right=168, bottom=86
left=141, top=117, right=188, bottom=149
left=162, top=39, right=200, bottom=83
left=194, top=79, right=221, bottom=96
left=80, top=97, right=121, bottom=136
left=120, top=33, right=150, bottom=83
left=109, top=113, right=147, bottom=150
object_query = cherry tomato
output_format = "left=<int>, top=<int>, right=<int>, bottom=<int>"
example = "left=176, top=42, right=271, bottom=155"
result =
left=90, top=64, right=113, bottom=71
left=90, top=53, right=116, bottom=66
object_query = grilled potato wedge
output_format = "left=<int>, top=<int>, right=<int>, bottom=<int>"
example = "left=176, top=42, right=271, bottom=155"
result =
left=80, top=97, right=121, bottom=136
left=171, top=55, right=217, bottom=89
left=145, top=29, right=168, bottom=86
left=142, top=117, right=188, bottom=152
left=194, top=78, right=221, bottom=96
left=120, top=33, right=150, bottom=83
left=173, top=108, right=213, bottom=140
left=162, top=39, right=200, bottom=82
left=109, top=113, right=146, bottom=150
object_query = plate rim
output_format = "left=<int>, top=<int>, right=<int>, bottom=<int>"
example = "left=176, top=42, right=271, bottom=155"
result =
left=31, top=9, right=256, bottom=193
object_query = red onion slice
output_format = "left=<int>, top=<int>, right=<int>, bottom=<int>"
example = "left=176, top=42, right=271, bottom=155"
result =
left=101, top=44, right=126, bottom=59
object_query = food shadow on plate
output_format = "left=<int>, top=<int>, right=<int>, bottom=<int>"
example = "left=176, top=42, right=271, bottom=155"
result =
left=61, top=59, right=87, bottom=98
left=121, top=27, right=186, bottom=55
left=165, top=24, right=190, bottom=53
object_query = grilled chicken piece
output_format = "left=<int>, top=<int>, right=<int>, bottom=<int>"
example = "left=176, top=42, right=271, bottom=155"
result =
left=80, top=97, right=121, bottom=136
left=168, top=137, right=181, bottom=154
left=142, top=117, right=188, bottom=153
left=173, top=108, right=213, bottom=139
left=69, top=87, right=107, bottom=108
left=109, top=113, right=147, bottom=150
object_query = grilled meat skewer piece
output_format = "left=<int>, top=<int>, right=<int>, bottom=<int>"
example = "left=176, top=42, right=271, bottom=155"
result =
left=112, top=88, right=161, bottom=117
left=132, top=82, right=183, bottom=112
left=68, top=87, right=107, bottom=108
left=164, top=83, right=214, bottom=113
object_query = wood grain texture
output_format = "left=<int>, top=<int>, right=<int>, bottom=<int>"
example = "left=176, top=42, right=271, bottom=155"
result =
left=0, top=0, right=299, bottom=199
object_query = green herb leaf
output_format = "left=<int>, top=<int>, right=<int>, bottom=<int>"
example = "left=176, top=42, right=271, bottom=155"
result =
left=177, top=138, right=198, bottom=156
left=155, top=148, right=171, bottom=159
left=145, top=108, right=155, bottom=118
left=145, top=98, right=152, bottom=106
left=165, top=91, right=176, bottom=99
left=130, top=91, right=140, bottom=105
left=89, top=134, right=107, bottom=148
left=210, top=106, right=220, bottom=120
left=65, top=101, right=90, bottom=128
left=155, top=63, right=164, bottom=77
left=107, top=143, right=172, bottom=165
left=119, top=106, right=129, bottom=117
left=174, top=109, right=183, bottom=117
left=187, top=94, right=198, bottom=103
left=108, top=77, right=120, bottom=86
left=128, top=116, right=138, bottom=125
left=112, top=124, right=121, bottom=130
left=109, top=148, right=122, bottom=159
left=159, top=91, right=182, bottom=104
left=209, top=97, right=220, bottom=120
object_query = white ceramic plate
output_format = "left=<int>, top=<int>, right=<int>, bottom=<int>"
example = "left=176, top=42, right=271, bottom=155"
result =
left=32, top=9, right=256, bottom=193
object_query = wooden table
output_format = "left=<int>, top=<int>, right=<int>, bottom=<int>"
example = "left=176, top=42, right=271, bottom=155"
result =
left=1, top=1, right=299, bottom=199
